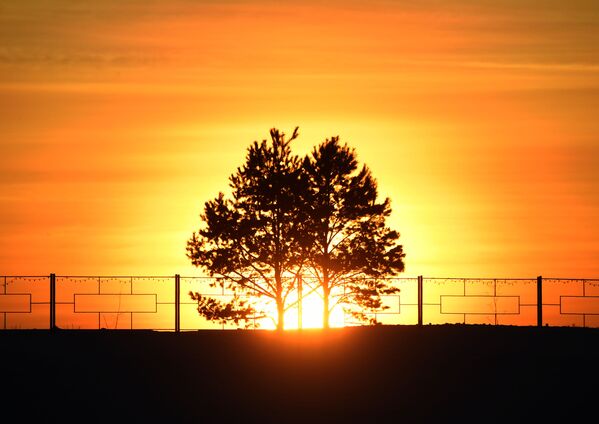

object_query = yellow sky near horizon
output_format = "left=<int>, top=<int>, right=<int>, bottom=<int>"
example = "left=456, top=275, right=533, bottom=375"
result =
left=1, top=0, right=598, bottom=277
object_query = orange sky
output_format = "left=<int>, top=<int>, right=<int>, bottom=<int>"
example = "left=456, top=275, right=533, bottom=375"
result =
left=1, top=0, right=598, bottom=277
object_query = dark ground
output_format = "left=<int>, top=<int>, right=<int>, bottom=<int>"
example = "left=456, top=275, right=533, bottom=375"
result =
left=1, top=325, right=597, bottom=423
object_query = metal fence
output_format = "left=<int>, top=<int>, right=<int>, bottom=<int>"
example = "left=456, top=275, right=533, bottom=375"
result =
left=1, top=275, right=598, bottom=330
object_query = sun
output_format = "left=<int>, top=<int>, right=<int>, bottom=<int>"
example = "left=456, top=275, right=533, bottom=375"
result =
left=282, top=290, right=346, bottom=330
left=248, top=286, right=347, bottom=330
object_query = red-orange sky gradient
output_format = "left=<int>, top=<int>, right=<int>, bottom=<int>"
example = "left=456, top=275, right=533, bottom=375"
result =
left=1, top=0, right=598, bottom=277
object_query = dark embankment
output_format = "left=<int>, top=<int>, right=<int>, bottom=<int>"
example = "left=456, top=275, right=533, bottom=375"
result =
left=1, top=325, right=597, bottom=423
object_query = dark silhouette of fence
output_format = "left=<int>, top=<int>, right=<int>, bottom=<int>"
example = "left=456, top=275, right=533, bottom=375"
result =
left=1, top=275, right=598, bottom=330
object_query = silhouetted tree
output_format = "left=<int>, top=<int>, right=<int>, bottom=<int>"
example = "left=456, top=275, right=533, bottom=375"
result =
left=187, top=127, right=309, bottom=330
left=303, top=137, right=405, bottom=328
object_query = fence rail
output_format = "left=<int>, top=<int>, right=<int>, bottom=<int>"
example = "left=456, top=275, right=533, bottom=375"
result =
left=1, top=275, right=598, bottom=330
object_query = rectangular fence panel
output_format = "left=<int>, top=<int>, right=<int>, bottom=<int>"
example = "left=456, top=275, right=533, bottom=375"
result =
left=1, top=276, right=50, bottom=329
left=422, top=279, right=538, bottom=325
left=55, top=276, right=175, bottom=330
left=441, top=296, right=520, bottom=315
left=74, top=294, right=157, bottom=313
left=543, top=279, right=599, bottom=327
left=0, top=294, right=31, bottom=313
left=374, top=278, right=418, bottom=326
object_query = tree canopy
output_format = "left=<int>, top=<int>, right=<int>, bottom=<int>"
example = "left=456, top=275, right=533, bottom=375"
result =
left=303, top=137, right=405, bottom=327
left=186, top=127, right=309, bottom=330
left=187, top=128, right=405, bottom=329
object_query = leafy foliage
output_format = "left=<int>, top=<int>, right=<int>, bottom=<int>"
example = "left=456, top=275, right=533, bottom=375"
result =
left=302, top=137, right=405, bottom=327
left=342, top=279, right=402, bottom=324
left=187, top=128, right=308, bottom=330
left=188, top=291, right=262, bottom=329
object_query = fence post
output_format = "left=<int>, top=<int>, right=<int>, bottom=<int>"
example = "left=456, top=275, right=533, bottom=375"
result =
left=417, top=275, right=423, bottom=326
left=537, top=275, right=543, bottom=327
left=298, top=275, right=303, bottom=330
left=50, top=273, right=56, bottom=330
left=175, top=274, right=180, bottom=332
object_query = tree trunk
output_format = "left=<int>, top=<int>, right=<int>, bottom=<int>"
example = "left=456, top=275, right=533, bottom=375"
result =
left=322, top=277, right=330, bottom=329
left=276, top=298, right=285, bottom=331
left=275, top=269, right=284, bottom=331
left=323, top=294, right=330, bottom=329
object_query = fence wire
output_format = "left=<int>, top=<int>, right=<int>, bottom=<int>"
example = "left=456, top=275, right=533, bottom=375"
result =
left=1, top=275, right=597, bottom=330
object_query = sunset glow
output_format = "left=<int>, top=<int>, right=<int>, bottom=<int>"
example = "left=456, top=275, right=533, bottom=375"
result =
left=1, top=0, right=598, bottom=278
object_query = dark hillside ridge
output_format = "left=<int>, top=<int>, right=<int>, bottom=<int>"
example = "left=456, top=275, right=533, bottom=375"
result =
left=1, top=325, right=597, bottom=423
